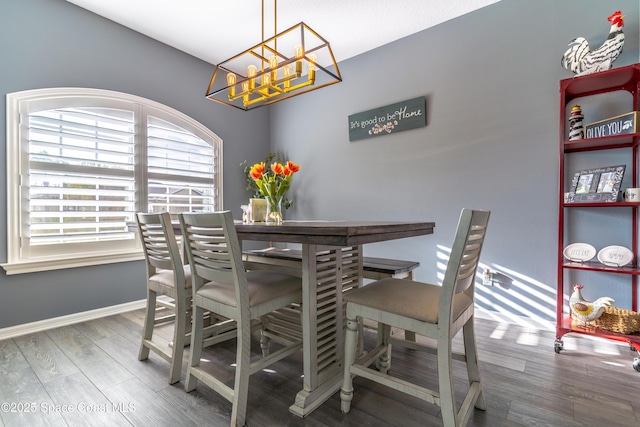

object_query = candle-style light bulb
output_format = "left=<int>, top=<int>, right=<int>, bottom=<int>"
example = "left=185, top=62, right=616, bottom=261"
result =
left=307, top=54, right=317, bottom=84
left=247, top=65, right=257, bottom=90
left=269, top=55, right=278, bottom=82
left=283, top=64, right=292, bottom=90
left=262, top=72, right=270, bottom=86
left=241, top=81, right=250, bottom=106
left=294, top=44, right=304, bottom=76
left=226, top=73, right=236, bottom=98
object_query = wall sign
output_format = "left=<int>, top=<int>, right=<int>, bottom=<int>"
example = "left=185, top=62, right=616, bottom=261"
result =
left=585, top=111, right=638, bottom=138
left=348, top=97, right=426, bottom=141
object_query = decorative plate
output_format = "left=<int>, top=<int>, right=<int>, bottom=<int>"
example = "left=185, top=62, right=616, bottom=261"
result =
left=597, top=245, right=634, bottom=267
left=563, top=243, right=596, bottom=262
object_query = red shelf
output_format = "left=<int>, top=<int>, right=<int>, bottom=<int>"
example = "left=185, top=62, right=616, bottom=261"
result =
left=562, top=261, right=640, bottom=275
left=561, top=64, right=640, bottom=102
left=564, top=201, right=640, bottom=207
left=557, top=64, right=640, bottom=363
left=557, top=315, right=640, bottom=348
left=563, top=133, right=640, bottom=152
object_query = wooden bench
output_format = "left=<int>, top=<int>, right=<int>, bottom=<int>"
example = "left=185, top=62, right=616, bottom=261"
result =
left=242, top=247, right=420, bottom=280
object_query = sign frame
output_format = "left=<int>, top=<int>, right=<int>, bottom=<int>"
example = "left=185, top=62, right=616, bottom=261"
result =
left=348, top=97, right=426, bottom=141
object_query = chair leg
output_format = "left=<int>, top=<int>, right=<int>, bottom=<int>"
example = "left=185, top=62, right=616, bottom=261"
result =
left=138, top=289, right=156, bottom=361
left=375, top=323, right=392, bottom=373
left=231, top=316, right=252, bottom=427
left=340, top=316, right=359, bottom=414
left=185, top=305, right=205, bottom=392
left=463, top=319, right=486, bottom=410
left=168, top=296, right=187, bottom=385
left=260, top=329, right=271, bottom=357
left=403, top=273, right=417, bottom=342
left=437, top=335, right=457, bottom=426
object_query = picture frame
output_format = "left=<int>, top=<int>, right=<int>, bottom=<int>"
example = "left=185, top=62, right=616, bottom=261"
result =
left=566, top=165, right=625, bottom=203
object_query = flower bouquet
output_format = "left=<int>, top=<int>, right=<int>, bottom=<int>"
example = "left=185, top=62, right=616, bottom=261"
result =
left=248, top=159, right=300, bottom=224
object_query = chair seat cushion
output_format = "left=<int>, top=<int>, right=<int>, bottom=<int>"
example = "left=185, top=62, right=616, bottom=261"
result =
left=344, top=278, right=472, bottom=323
left=149, top=264, right=192, bottom=288
left=196, top=270, right=302, bottom=308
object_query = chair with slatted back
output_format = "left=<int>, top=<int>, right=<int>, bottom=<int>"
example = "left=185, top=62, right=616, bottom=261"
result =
left=340, top=209, right=490, bottom=427
left=179, top=211, right=303, bottom=427
left=136, top=211, right=191, bottom=385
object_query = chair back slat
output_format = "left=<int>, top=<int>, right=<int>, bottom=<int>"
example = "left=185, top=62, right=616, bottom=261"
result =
left=440, top=209, right=490, bottom=318
left=136, top=212, right=184, bottom=280
left=180, top=211, right=248, bottom=312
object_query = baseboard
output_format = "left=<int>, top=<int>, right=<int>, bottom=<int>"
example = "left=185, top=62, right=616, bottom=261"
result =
left=0, top=299, right=146, bottom=341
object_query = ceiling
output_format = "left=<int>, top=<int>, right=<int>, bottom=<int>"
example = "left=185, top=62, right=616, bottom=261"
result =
left=65, top=0, right=500, bottom=65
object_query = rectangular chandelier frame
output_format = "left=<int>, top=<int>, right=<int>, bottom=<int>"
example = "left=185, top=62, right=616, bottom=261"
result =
left=206, top=22, right=342, bottom=111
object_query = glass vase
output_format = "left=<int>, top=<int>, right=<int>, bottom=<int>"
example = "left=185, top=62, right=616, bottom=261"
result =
left=249, top=198, right=267, bottom=222
left=266, top=196, right=283, bottom=225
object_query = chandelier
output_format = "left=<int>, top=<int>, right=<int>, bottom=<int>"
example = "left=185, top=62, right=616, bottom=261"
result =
left=206, top=0, right=342, bottom=111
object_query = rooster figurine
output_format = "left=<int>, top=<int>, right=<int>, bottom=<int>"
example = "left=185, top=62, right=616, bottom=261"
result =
left=561, top=10, right=625, bottom=76
left=569, top=284, right=614, bottom=327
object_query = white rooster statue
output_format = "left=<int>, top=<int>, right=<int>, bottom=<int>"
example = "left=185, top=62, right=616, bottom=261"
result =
left=561, top=10, right=625, bottom=76
left=569, top=284, right=614, bottom=327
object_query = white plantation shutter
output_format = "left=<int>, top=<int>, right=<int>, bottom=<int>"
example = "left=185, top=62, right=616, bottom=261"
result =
left=147, top=116, right=217, bottom=213
left=4, top=88, right=222, bottom=274
left=28, top=107, right=136, bottom=246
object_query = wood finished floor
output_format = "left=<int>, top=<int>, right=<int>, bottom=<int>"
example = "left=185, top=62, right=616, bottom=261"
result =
left=1, top=309, right=639, bottom=426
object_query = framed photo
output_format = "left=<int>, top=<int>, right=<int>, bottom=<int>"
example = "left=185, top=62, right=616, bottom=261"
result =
left=567, top=165, right=625, bottom=203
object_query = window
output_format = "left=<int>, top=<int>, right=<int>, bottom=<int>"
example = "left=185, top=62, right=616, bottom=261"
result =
left=3, top=88, right=222, bottom=274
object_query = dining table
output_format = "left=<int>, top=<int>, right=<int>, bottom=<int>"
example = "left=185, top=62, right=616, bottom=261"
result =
left=234, top=219, right=435, bottom=417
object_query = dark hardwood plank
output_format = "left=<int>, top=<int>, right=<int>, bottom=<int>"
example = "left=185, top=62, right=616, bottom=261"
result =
left=44, top=326, right=135, bottom=391
left=0, top=366, right=66, bottom=426
left=2, top=311, right=639, bottom=426
left=156, top=382, right=232, bottom=426
left=43, top=371, right=132, bottom=427
left=93, top=332, right=176, bottom=393
left=0, top=338, right=30, bottom=375
left=101, top=377, right=199, bottom=427
left=573, top=400, right=639, bottom=427
left=73, top=313, right=142, bottom=346
left=13, top=332, right=80, bottom=384
left=506, top=400, right=581, bottom=427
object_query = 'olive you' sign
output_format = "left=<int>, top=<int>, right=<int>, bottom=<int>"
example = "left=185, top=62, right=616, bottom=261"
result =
left=348, top=97, right=426, bottom=141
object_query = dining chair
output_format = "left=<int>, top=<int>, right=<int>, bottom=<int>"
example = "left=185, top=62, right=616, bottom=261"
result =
left=340, top=209, right=490, bottom=427
left=136, top=211, right=191, bottom=385
left=179, top=211, right=303, bottom=427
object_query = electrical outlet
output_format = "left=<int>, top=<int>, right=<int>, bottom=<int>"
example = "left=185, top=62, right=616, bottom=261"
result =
left=482, top=268, right=492, bottom=286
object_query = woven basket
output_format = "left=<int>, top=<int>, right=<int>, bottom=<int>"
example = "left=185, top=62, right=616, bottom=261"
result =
left=595, top=306, right=640, bottom=334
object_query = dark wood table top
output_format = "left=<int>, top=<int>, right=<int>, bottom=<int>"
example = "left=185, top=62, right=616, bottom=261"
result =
left=234, top=220, right=435, bottom=246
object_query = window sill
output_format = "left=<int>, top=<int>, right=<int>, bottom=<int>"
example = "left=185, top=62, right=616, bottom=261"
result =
left=1, top=251, right=145, bottom=275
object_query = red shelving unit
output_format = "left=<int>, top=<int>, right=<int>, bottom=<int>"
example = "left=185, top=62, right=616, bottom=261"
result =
left=556, top=64, right=640, bottom=371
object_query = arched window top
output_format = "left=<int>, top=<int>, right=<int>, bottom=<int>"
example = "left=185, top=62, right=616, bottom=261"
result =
left=3, top=88, right=223, bottom=274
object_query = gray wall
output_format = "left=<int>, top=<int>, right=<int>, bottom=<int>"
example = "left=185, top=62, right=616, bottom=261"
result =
left=1, top=0, right=639, bottom=330
left=270, top=1, right=640, bottom=328
left=0, top=0, right=269, bottom=328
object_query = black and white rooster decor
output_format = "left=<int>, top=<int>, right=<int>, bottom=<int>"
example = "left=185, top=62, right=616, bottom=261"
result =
left=561, top=11, right=625, bottom=76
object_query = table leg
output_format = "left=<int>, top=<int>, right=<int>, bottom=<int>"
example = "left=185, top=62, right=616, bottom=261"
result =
left=289, top=244, right=362, bottom=417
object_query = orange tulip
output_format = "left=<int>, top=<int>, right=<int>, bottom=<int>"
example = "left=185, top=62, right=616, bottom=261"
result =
left=271, top=162, right=285, bottom=175
left=250, top=162, right=265, bottom=179
left=286, top=161, right=300, bottom=173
